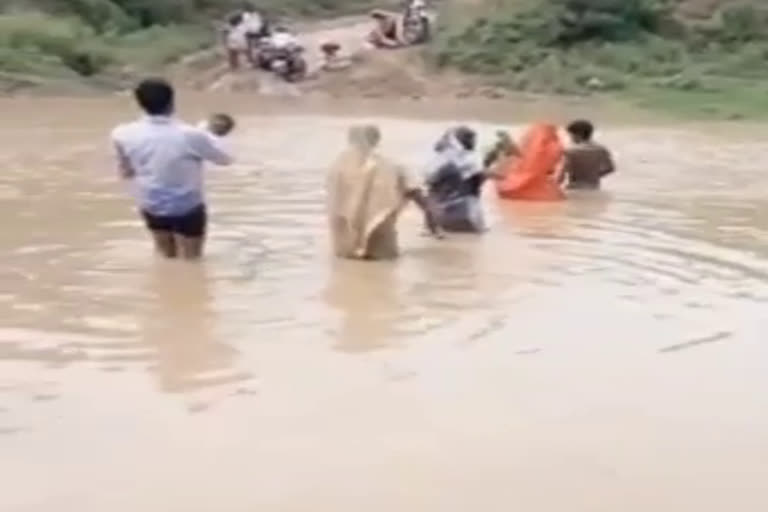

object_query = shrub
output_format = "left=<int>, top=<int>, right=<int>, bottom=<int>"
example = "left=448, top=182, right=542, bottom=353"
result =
left=0, top=12, right=112, bottom=76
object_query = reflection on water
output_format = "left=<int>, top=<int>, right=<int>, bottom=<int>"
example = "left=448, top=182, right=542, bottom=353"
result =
left=325, top=261, right=402, bottom=353
left=1, top=98, right=768, bottom=512
left=139, top=262, right=252, bottom=399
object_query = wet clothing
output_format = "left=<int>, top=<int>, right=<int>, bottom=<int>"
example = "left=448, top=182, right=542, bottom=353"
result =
left=142, top=204, right=207, bottom=237
left=111, top=116, right=233, bottom=217
left=562, top=142, right=615, bottom=190
left=327, top=126, right=415, bottom=260
left=426, top=131, right=485, bottom=233
left=496, top=123, right=565, bottom=201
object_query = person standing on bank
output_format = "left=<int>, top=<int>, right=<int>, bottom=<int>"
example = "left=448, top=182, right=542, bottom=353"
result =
left=111, top=78, right=235, bottom=260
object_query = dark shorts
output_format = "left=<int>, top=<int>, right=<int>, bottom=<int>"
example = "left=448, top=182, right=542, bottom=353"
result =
left=141, top=204, right=207, bottom=238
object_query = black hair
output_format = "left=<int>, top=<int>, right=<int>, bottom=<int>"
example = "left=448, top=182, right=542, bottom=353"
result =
left=134, top=78, right=174, bottom=116
left=321, top=42, right=341, bottom=55
left=566, top=119, right=594, bottom=141
left=454, top=125, right=476, bottom=151
left=228, top=12, right=243, bottom=26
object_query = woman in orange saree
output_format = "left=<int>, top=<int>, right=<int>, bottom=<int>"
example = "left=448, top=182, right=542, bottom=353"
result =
left=494, top=123, right=566, bottom=201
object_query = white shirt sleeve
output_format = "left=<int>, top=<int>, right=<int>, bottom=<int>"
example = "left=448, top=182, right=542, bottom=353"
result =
left=110, top=126, right=135, bottom=179
left=188, top=129, right=234, bottom=166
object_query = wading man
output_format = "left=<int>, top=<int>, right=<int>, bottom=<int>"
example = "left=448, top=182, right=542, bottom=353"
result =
left=111, top=78, right=234, bottom=260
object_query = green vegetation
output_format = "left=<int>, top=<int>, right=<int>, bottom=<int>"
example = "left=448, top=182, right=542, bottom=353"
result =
left=0, top=0, right=382, bottom=91
left=431, top=0, right=768, bottom=118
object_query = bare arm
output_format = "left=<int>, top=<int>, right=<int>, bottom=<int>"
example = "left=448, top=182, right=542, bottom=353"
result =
left=483, top=135, right=520, bottom=179
left=600, top=148, right=616, bottom=177
left=554, top=150, right=571, bottom=185
left=404, top=188, right=442, bottom=238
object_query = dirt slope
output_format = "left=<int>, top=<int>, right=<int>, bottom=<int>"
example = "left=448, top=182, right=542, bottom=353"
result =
left=174, top=15, right=487, bottom=99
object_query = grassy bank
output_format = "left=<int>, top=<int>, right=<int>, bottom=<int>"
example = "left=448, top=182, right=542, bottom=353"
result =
left=430, top=0, right=768, bottom=119
left=0, top=0, right=383, bottom=92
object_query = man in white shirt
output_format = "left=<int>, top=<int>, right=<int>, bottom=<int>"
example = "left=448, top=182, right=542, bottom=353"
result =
left=224, top=12, right=249, bottom=70
left=111, top=79, right=234, bottom=260
left=241, top=3, right=266, bottom=66
left=242, top=4, right=264, bottom=36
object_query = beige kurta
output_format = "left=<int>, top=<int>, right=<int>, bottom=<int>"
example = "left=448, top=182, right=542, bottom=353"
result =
left=327, top=126, right=412, bottom=260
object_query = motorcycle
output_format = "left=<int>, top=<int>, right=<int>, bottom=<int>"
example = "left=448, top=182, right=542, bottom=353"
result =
left=401, top=0, right=431, bottom=45
left=269, top=46, right=307, bottom=83
left=254, top=38, right=307, bottom=82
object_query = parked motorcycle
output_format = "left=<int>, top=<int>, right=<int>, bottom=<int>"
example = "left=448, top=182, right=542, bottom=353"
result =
left=269, top=46, right=307, bottom=82
left=254, top=38, right=307, bottom=82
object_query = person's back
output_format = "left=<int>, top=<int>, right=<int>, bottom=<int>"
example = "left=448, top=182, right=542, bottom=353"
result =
left=112, top=117, right=226, bottom=217
left=110, top=79, right=233, bottom=260
left=562, top=120, right=615, bottom=190
left=426, top=127, right=486, bottom=233
left=328, top=125, right=440, bottom=260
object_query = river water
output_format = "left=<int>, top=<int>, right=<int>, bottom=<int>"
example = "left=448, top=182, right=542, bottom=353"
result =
left=1, top=96, right=767, bottom=511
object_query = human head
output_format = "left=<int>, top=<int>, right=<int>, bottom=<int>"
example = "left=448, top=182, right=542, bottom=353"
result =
left=566, top=119, right=594, bottom=143
left=228, top=12, right=243, bottom=26
left=134, top=78, right=174, bottom=116
left=454, top=126, right=476, bottom=151
left=348, top=124, right=381, bottom=152
left=208, top=113, right=235, bottom=136
left=321, top=42, right=341, bottom=58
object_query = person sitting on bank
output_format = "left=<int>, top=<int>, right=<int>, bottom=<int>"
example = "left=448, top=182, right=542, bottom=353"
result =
left=558, top=120, right=616, bottom=190
left=111, top=79, right=234, bottom=260
left=367, top=10, right=402, bottom=49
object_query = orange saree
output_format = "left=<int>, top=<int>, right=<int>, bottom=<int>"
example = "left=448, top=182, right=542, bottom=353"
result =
left=496, top=123, right=565, bottom=201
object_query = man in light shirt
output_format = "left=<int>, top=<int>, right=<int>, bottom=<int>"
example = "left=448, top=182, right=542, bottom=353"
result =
left=111, top=79, right=234, bottom=260
left=241, top=2, right=267, bottom=66
left=224, top=12, right=248, bottom=70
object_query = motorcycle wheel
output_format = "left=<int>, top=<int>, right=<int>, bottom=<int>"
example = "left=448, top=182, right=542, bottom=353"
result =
left=285, top=57, right=307, bottom=83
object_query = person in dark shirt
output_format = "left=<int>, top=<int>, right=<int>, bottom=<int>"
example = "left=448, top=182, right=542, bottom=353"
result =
left=559, top=120, right=615, bottom=190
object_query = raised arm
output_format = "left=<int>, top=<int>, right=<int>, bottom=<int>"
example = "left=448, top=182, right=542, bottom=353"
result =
left=189, top=130, right=234, bottom=166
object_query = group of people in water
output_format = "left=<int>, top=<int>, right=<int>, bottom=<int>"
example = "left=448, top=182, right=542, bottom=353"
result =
left=111, top=78, right=615, bottom=261
left=328, top=119, right=615, bottom=259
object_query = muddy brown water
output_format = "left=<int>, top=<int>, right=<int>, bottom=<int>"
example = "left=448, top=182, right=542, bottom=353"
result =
left=1, top=96, right=768, bottom=511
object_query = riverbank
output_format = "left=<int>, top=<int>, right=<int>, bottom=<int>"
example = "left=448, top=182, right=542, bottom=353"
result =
left=4, top=0, right=768, bottom=120
left=0, top=0, right=391, bottom=94
left=429, top=0, right=768, bottom=119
